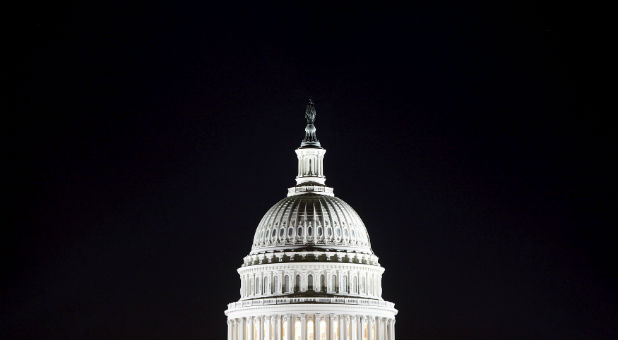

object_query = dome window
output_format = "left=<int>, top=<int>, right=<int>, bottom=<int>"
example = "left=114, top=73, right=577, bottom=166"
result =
left=317, top=227, right=323, bottom=237
left=297, top=226, right=303, bottom=237
left=327, top=227, right=333, bottom=237
left=307, top=226, right=313, bottom=237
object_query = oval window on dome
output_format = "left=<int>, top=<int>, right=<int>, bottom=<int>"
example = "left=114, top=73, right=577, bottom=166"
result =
left=344, top=229, right=349, bottom=238
left=297, top=226, right=303, bottom=237
left=317, top=227, right=323, bottom=237
left=327, top=227, right=333, bottom=237
left=351, top=229, right=356, bottom=239
left=335, top=228, right=341, bottom=237
left=288, top=227, right=293, bottom=237
left=272, top=229, right=277, bottom=238
left=279, top=228, right=285, bottom=238
left=307, top=226, right=313, bottom=236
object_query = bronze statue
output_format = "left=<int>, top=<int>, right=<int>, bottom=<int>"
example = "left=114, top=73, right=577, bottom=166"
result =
left=305, top=99, right=316, bottom=124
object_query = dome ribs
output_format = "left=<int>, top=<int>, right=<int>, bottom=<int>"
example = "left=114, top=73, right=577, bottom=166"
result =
left=249, top=194, right=374, bottom=256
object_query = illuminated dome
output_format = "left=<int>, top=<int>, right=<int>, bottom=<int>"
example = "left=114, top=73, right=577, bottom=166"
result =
left=225, top=100, right=397, bottom=340
left=251, top=194, right=372, bottom=255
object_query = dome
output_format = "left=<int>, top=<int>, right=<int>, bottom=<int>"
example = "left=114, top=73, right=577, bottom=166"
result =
left=250, top=193, right=373, bottom=255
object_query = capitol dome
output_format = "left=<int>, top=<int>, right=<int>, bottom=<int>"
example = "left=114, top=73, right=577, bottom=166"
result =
left=225, top=100, right=397, bottom=340
left=251, top=194, right=372, bottom=255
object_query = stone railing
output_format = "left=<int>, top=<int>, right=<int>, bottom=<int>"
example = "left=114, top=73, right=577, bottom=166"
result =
left=227, top=297, right=395, bottom=310
left=287, top=185, right=334, bottom=196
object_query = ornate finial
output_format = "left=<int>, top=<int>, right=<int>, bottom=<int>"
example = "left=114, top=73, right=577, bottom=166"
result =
left=305, top=99, right=316, bottom=124
left=301, top=99, right=321, bottom=147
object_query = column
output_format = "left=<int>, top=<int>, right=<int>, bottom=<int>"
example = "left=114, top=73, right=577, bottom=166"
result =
left=227, top=319, right=231, bottom=340
left=370, top=317, right=375, bottom=340
left=329, top=315, right=334, bottom=340
left=314, top=315, right=319, bottom=340
left=338, top=315, right=344, bottom=340
left=276, top=315, right=282, bottom=340
left=356, top=316, right=362, bottom=340
left=301, top=315, right=307, bottom=340
left=259, top=316, right=264, bottom=340
left=288, top=315, right=294, bottom=340
left=249, top=317, right=254, bottom=340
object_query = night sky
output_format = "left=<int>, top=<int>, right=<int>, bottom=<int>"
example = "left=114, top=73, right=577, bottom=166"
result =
left=5, top=2, right=615, bottom=339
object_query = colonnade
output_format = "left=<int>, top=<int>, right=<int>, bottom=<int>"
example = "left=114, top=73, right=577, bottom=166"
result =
left=227, top=314, right=395, bottom=340
left=240, top=270, right=382, bottom=299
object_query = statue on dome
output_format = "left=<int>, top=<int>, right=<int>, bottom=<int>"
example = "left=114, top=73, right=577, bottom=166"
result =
left=305, top=99, right=316, bottom=124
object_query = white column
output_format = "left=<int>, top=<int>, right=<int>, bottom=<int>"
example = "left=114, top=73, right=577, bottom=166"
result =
left=301, top=315, right=307, bottom=340
left=250, top=317, right=255, bottom=340
left=372, top=317, right=376, bottom=340
left=329, top=315, right=335, bottom=340
left=260, top=316, right=264, bottom=340
left=338, top=315, right=344, bottom=340
left=227, top=319, right=231, bottom=340
left=356, top=316, right=362, bottom=340
left=314, top=315, right=320, bottom=340
left=276, top=315, right=281, bottom=340
left=288, top=315, right=294, bottom=340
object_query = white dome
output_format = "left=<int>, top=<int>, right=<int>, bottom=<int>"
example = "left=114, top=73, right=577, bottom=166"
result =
left=250, top=193, right=372, bottom=255
left=225, top=101, right=396, bottom=340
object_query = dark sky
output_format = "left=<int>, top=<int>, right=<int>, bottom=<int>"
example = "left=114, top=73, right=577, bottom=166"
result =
left=5, top=2, right=615, bottom=339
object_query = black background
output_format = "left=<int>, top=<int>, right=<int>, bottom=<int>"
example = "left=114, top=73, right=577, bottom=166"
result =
left=5, top=2, right=615, bottom=339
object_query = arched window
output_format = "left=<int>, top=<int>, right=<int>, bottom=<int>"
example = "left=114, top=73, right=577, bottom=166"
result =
left=264, top=276, right=269, bottom=295
left=342, top=276, right=348, bottom=293
left=352, top=276, right=357, bottom=294
left=308, top=274, right=313, bottom=291
left=283, top=275, right=289, bottom=293
left=361, top=277, right=365, bottom=294
left=250, top=277, right=254, bottom=295
left=256, top=277, right=261, bottom=295
left=295, top=274, right=301, bottom=293
left=320, top=274, right=326, bottom=292
left=332, top=275, right=338, bottom=293
left=273, top=276, right=278, bottom=294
